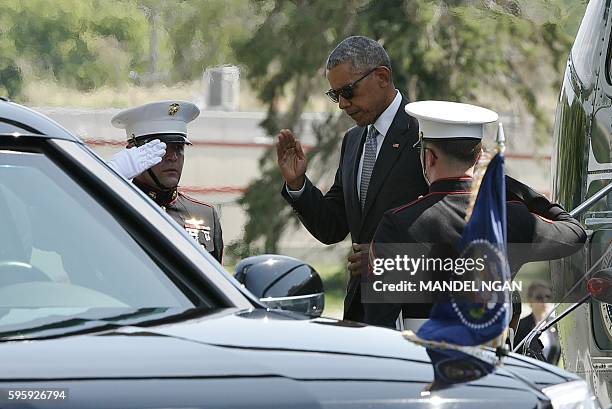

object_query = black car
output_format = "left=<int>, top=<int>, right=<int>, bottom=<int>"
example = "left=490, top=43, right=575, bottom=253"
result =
left=0, top=98, right=601, bottom=408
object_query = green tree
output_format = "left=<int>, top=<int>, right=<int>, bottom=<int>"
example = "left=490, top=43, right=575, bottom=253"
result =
left=0, top=1, right=22, bottom=98
left=160, top=0, right=261, bottom=82
left=0, top=0, right=150, bottom=95
left=230, top=0, right=585, bottom=260
left=0, top=0, right=260, bottom=96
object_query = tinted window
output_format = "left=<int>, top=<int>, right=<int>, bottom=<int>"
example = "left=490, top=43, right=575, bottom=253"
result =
left=571, top=0, right=605, bottom=88
left=0, top=150, right=195, bottom=332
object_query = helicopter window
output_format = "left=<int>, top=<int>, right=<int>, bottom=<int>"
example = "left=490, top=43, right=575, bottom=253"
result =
left=571, top=0, right=605, bottom=89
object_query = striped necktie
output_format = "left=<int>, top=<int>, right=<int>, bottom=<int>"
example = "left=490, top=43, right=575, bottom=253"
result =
left=360, top=125, right=378, bottom=210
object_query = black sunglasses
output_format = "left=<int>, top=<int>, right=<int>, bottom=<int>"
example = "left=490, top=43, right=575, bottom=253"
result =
left=325, top=67, right=378, bottom=103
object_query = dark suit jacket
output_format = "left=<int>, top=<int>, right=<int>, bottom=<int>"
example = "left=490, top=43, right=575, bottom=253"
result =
left=281, top=95, right=428, bottom=321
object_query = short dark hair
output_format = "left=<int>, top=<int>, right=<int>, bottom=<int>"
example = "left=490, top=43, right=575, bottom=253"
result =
left=426, top=138, right=482, bottom=165
left=326, top=36, right=391, bottom=74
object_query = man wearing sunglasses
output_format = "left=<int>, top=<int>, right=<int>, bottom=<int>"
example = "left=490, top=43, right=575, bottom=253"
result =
left=277, top=36, right=428, bottom=322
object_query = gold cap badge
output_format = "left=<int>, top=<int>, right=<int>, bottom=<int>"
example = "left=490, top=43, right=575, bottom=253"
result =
left=168, top=103, right=180, bottom=116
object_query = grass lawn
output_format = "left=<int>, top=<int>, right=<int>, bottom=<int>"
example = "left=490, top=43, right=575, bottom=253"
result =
left=312, top=264, right=346, bottom=320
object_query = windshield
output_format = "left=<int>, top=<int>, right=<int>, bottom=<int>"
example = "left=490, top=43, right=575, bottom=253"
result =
left=0, top=150, right=195, bottom=336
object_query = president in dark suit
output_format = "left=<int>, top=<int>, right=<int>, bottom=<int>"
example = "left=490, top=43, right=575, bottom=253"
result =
left=276, top=36, right=428, bottom=322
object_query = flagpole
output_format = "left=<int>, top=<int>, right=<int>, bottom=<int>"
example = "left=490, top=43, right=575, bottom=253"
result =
left=496, top=121, right=508, bottom=350
left=496, top=122, right=505, bottom=153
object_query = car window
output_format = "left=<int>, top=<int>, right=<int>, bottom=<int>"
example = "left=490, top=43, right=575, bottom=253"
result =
left=0, top=150, right=196, bottom=331
left=571, top=0, right=605, bottom=89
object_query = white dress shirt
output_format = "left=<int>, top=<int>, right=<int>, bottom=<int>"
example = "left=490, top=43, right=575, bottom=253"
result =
left=287, top=90, right=403, bottom=200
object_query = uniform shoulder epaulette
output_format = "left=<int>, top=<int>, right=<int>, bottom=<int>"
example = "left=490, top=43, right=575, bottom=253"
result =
left=178, top=191, right=214, bottom=208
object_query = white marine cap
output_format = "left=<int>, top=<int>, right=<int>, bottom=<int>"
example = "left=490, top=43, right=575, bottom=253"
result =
left=111, top=100, right=199, bottom=145
left=405, top=100, right=498, bottom=140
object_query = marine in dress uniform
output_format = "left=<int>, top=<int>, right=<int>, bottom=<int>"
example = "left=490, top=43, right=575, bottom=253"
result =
left=111, top=101, right=223, bottom=263
left=365, top=101, right=586, bottom=329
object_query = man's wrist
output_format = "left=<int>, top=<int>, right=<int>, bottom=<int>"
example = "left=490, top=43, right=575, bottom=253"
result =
left=287, top=176, right=306, bottom=191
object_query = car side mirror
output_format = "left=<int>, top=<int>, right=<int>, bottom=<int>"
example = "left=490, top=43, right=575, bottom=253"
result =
left=234, top=255, right=324, bottom=318
left=587, top=268, right=612, bottom=304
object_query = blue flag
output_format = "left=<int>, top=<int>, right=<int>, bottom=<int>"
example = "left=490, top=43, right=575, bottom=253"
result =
left=418, top=152, right=511, bottom=346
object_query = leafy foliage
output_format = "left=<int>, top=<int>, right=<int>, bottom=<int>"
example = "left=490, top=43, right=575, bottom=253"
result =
left=0, top=0, right=256, bottom=98
left=1, top=0, right=149, bottom=94
left=162, top=0, right=256, bottom=82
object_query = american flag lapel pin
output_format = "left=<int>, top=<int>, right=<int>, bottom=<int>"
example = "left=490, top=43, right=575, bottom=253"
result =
left=392, top=143, right=400, bottom=148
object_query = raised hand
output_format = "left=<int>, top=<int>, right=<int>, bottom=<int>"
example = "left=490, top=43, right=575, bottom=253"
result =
left=107, top=139, right=166, bottom=179
left=276, top=129, right=307, bottom=190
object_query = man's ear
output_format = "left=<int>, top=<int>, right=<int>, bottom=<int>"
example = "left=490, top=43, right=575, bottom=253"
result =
left=426, top=149, right=437, bottom=168
left=375, top=66, right=392, bottom=88
left=476, top=147, right=483, bottom=162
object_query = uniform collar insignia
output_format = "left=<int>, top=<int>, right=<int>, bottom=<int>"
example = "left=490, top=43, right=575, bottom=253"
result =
left=133, top=179, right=178, bottom=207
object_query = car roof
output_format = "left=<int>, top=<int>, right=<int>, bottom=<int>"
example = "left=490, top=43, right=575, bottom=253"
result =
left=0, top=97, right=80, bottom=142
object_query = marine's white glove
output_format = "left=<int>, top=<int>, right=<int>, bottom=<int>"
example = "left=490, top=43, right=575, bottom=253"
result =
left=107, top=139, right=166, bottom=179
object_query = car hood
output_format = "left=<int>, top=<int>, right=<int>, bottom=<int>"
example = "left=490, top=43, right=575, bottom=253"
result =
left=0, top=308, right=575, bottom=408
